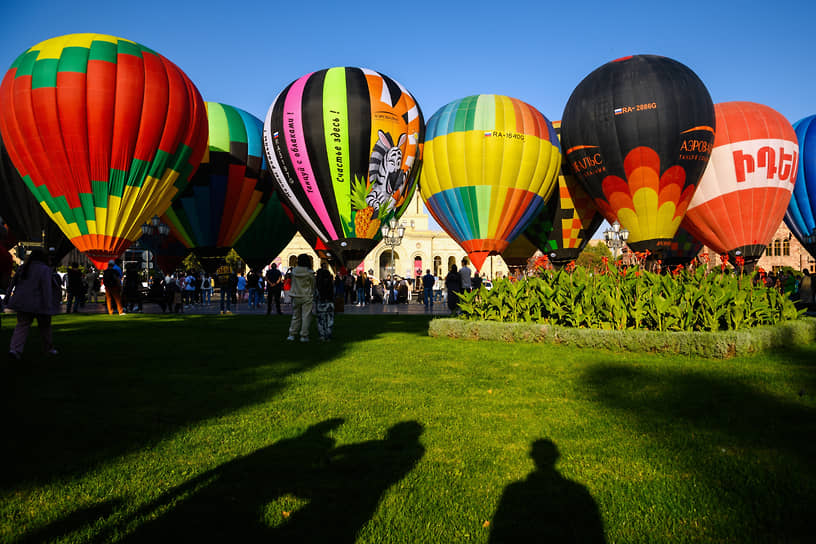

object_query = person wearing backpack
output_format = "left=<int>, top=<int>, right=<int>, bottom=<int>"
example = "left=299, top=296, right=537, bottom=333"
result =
left=315, top=262, right=335, bottom=341
left=103, top=260, right=124, bottom=315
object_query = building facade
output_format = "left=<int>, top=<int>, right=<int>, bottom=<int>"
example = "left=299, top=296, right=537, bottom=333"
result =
left=275, top=192, right=512, bottom=281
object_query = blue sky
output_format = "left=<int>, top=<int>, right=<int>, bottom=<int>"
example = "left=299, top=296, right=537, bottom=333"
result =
left=2, top=0, right=815, bottom=233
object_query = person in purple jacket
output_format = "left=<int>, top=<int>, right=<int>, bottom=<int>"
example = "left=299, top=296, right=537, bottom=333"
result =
left=7, top=248, right=61, bottom=359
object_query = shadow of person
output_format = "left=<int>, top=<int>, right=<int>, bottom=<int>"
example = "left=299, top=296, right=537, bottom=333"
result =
left=272, top=421, right=425, bottom=543
left=489, top=439, right=605, bottom=544
left=115, top=418, right=345, bottom=542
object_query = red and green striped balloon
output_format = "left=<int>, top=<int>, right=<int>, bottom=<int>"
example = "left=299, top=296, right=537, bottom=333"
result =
left=0, top=33, right=207, bottom=268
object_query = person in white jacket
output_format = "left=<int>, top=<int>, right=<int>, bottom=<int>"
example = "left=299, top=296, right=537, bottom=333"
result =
left=287, top=254, right=316, bottom=342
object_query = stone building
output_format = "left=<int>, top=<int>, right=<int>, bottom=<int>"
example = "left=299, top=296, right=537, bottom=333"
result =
left=755, top=222, right=815, bottom=273
left=275, top=191, right=512, bottom=281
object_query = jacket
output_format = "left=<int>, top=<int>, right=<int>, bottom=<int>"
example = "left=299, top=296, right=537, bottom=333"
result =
left=7, top=261, right=61, bottom=315
left=289, top=266, right=315, bottom=300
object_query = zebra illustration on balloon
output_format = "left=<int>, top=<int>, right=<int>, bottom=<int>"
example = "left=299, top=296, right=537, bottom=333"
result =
left=366, top=130, right=408, bottom=212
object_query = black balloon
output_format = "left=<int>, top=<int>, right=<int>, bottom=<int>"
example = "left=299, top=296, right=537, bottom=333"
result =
left=0, top=135, right=73, bottom=260
left=561, top=55, right=715, bottom=255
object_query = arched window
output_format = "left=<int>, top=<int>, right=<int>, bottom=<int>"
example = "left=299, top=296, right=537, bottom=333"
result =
left=433, top=256, right=442, bottom=276
left=288, top=255, right=297, bottom=268
left=448, top=256, right=456, bottom=271
left=773, top=240, right=781, bottom=256
left=783, top=239, right=790, bottom=256
left=766, top=244, right=773, bottom=256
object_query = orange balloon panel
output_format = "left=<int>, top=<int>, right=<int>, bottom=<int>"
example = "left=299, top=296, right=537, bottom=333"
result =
left=682, top=102, right=797, bottom=262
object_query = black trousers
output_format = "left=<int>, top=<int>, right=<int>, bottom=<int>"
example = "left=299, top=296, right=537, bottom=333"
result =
left=267, top=287, right=282, bottom=314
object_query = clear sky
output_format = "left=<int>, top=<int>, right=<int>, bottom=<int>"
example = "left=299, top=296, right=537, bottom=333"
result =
left=2, top=0, right=815, bottom=232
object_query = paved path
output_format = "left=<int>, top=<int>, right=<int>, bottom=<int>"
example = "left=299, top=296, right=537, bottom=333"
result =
left=21, top=298, right=453, bottom=318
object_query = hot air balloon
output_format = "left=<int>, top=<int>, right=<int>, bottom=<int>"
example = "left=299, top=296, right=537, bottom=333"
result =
left=785, top=115, right=816, bottom=258
left=681, top=102, right=797, bottom=268
left=502, top=120, right=602, bottom=268
left=234, top=190, right=297, bottom=271
left=0, top=33, right=208, bottom=269
left=162, top=101, right=274, bottom=273
left=263, top=67, right=424, bottom=269
left=661, top=226, right=704, bottom=267
left=561, top=55, right=715, bottom=256
left=0, top=134, right=74, bottom=260
left=150, top=234, right=189, bottom=275
left=420, top=95, right=561, bottom=271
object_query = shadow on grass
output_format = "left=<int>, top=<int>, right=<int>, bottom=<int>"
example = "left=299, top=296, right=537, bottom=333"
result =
left=582, top=351, right=816, bottom=542
left=12, top=499, right=123, bottom=544
left=84, top=418, right=424, bottom=542
left=0, top=314, right=432, bottom=491
left=489, top=439, right=606, bottom=543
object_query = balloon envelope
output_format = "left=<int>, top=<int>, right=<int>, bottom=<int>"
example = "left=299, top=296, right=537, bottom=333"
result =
left=263, top=67, right=424, bottom=269
left=420, top=95, right=561, bottom=271
left=234, top=190, right=297, bottom=271
left=502, top=120, right=602, bottom=267
left=163, top=102, right=273, bottom=273
left=561, top=55, right=715, bottom=255
left=0, top=33, right=208, bottom=269
left=784, top=115, right=816, bottom=259
left=0, top=134, right=73, bottom=260
left=661, top=226, right=704, bottom=267
left=683, top=102, right=797, bottom=265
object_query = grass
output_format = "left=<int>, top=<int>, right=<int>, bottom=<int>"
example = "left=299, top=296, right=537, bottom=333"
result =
left=1, top=313, right=815, bottom=543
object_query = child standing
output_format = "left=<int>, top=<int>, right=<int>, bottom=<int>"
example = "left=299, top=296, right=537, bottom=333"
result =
left=315, top=262, right=335, bottom=341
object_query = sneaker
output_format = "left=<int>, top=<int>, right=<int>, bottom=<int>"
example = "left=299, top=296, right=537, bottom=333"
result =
left=287, top=335, right=295, bottom=341
left=47, top=348, right=59, bottom=356
left=8, top=350, right=21, bottom=361
left=300, top=337, right=309, bottom=343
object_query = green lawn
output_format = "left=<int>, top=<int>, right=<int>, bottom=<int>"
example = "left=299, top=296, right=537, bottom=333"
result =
left=1, top=313, right=814, bottom=543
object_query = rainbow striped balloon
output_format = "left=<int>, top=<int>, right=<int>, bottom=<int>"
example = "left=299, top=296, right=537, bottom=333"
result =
left=0, top=33, right=207, bottom=269
left=419, top=95, right=561, bottom=271
left=162, top=102, right=274, bottom=272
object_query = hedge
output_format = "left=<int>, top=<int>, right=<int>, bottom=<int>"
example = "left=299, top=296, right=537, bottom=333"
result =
left=428, top=317, right=816, bottom=359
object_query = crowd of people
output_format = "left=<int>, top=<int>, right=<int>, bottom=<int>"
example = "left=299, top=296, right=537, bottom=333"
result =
left=7, top=246, right=815, bottom=357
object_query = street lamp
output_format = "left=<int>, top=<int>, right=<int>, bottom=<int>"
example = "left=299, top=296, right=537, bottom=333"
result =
left=139, top=215, right=171, bottom=271
left=603, top=220, right=630, bottom=262
left=381, top=217, right=406, bottom=277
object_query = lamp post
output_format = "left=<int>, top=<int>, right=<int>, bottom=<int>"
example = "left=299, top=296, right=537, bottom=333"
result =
left=603, top=220, right=630, bottom=262
left=381, top=217, right=406, bottom=278
left=139, top=215, right=171, bottom=271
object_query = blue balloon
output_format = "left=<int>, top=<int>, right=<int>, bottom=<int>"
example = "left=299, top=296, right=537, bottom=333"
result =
left=784, top=115, right=816, bottom=257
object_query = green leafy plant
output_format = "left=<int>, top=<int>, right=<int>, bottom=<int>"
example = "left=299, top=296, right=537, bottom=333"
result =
left=456, top=263, right=804, bottom=332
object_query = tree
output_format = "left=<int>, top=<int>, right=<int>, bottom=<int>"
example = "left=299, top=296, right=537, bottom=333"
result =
left=576, top=242, right=612, bottom=271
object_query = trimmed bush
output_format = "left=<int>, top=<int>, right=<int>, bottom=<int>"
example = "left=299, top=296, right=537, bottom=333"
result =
left=428, top=317, right=816, bottom=359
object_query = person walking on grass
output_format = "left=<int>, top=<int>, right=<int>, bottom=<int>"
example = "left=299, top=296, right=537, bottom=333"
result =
left=287, top=254, right=315, bottom=343
left=7, top=248, right=60, bottom=360
left=315, top=262, right=335, bottom=341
